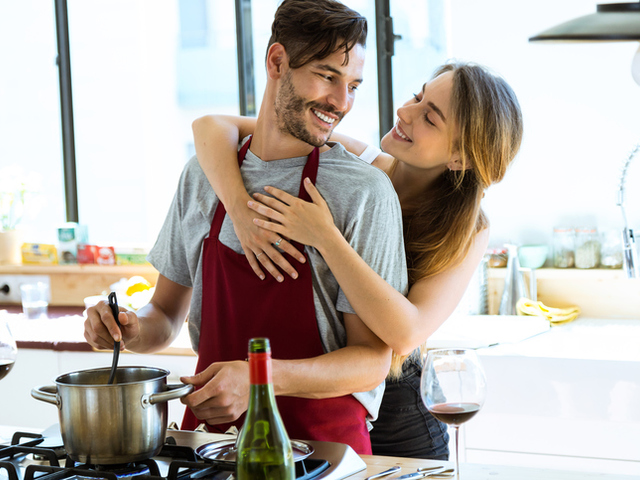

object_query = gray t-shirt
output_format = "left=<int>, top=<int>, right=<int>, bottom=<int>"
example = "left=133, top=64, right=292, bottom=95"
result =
left=148, top=140, right=408, bottom=420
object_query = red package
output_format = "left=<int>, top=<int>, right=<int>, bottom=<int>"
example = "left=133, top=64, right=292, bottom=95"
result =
left=77, top=244, right=98, bottom=264
left=96, top=246, right=116, bottom=265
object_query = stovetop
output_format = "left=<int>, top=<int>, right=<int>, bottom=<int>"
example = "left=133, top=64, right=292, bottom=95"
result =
left=0, top=426, right=366, bottom=480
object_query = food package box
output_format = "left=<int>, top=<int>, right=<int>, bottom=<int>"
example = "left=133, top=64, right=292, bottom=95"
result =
left=95, top=246, right=116, bottom=265
left=77, top=244, right=98, bottom=264
left=116, top=246, right=150, bottom=265
left=57, top=222, right=88, bottom=264
left=21, top=243, right=58, bottom=265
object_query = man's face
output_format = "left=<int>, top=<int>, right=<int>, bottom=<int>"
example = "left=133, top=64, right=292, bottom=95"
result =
left=274, top=44, right=365, bottom=147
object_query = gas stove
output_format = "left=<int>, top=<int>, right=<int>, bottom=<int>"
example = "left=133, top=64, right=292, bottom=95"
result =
left=0, top=426, right=365, bottom=480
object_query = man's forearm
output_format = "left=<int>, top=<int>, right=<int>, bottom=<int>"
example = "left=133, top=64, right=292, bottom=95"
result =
left=125, top=301, right=184, bottom=353
left=271, top=344, right=391, bottom=399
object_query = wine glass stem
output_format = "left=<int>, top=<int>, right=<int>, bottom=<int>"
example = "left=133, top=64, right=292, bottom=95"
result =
left=454, top=425, right=460, bottom=480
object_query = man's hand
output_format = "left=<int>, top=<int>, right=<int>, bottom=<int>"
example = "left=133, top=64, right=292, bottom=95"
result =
left=180, top=361, right=251, bottom=425
left=84, top=300, right=141, bottom=350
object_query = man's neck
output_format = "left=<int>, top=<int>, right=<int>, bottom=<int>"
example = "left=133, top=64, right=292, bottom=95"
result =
left=249, top=112, right=315, bottom=161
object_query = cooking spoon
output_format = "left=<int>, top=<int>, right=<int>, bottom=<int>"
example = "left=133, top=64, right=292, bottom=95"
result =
left=107, top=292, right=121, bottom=384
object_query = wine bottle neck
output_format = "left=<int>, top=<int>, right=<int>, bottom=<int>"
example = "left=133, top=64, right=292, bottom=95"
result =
left=249, top=351, right=272, bottom=385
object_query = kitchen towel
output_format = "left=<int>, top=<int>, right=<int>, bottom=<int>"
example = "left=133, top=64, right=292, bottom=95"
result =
left=516, top=298, right=580, bottom=325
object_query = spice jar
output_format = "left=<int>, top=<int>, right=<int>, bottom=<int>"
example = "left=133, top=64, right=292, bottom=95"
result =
left=486, top=248, right=508, bottom=268
left=575, top=227, right=600, bottom=269
left=600, top=230, right=623, bottom=269
left=553, top=228, right=575, bottom=268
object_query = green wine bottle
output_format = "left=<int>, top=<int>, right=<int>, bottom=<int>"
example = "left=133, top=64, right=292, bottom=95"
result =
left=236, top=338, right=295, bottom=480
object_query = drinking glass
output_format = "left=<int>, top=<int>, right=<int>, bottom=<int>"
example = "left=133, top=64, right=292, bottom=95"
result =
left=421, top=349, right=486, bottom=480
left=0, top=319, right=17, bottom=381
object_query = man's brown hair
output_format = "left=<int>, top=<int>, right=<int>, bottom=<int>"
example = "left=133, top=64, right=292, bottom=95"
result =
left=268, top=0, right=367, bottom=68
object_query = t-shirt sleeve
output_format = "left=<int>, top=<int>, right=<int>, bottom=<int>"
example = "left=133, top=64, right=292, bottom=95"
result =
left=147, top=170, right=193, bottom=288
left=357, top=144, right=382, bottom=165
left=335, top=175, right=408, bottom=314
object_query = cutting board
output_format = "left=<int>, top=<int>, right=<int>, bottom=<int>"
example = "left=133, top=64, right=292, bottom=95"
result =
left=428, top=314, right=551, bottom=350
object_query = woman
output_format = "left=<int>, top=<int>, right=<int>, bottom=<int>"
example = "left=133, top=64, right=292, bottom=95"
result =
left=191, top=61, right=523, bottom=458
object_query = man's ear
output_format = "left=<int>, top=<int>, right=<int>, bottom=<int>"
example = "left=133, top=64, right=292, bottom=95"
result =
left=266, top=43, right=288, bottom=79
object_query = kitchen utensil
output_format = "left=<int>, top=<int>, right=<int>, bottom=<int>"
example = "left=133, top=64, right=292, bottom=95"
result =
left=107, top=291, right=120, bottom=385
left=365, top=466, right=401, bottom=480
left=31, top=366, right=193, bottom=464
left=196, top=438, right=314, bottom=463
left=499, top=244, right=528, bottom=315
left=394, top=468, right=454, bottom=479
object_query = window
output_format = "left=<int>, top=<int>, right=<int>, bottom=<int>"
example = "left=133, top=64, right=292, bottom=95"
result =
left=1, top=0, right=452, bottom=249
left=0, top=1, right=65, bottom=244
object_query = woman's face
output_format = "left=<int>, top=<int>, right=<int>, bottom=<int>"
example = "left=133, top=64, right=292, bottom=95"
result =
left=381, top=71, right=460, bottom=171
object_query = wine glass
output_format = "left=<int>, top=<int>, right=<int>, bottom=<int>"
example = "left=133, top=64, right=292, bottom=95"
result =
left=421, top=349, right=486, bottom=480
left=0, top=319, right=17, bottom=381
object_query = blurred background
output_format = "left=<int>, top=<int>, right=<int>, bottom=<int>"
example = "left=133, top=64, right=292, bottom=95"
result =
left=1, top=0, right=638, bottom=252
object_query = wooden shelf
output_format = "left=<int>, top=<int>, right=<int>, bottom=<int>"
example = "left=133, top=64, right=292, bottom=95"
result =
left=0, top=264, right=159, bottom=307
left=487, top=267, right=640, bottom=318
left=0, top=264, right=157, bottom=275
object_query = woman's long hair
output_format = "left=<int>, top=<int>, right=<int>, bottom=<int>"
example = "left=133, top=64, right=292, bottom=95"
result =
left=389, top=62, right=523, bottom=378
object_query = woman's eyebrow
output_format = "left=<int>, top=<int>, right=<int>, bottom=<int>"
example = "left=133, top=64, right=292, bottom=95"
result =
left=428, top=101, right=446, bottom=123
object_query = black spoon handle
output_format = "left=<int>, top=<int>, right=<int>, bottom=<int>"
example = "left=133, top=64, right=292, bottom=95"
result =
left=107, top=292, right=120, bottom=384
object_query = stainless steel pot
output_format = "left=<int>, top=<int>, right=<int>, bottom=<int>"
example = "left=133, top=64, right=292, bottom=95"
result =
left=31, top=366, right=194, bottom=465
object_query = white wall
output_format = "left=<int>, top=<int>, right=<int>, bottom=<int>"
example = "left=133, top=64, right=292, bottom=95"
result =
left=448, top=0, right=640, bottom=249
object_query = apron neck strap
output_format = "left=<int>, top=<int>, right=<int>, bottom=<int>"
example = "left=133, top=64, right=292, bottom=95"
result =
left=210, top=136, right=320, bottom=242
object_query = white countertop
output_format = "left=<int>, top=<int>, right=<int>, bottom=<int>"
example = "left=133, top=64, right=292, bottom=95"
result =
left=479, top=317, right=640, bottom=362
left=3, top=310, right=639, bottom=363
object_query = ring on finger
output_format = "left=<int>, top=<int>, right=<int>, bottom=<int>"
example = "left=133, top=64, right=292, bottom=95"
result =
left=256, top=252, right=264, bottom=258
left=273, top=237, right=283, bottom=248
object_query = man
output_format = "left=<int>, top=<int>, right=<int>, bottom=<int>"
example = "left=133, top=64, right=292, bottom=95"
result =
left=84, top=0, right=407, bottom=454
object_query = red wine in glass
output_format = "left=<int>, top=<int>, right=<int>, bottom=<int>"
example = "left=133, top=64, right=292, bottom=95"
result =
left=0, top=359, right=15, bottom=381
left=428, top=402, right=481, bottom=425
left=0, top=320, right=18, bottom=381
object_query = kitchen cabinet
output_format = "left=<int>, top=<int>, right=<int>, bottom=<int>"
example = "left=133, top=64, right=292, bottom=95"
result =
left=465, top=318, right=640, bottom=477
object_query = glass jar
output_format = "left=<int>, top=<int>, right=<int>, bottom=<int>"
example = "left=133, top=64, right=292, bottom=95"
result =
left=553, top=228, right=575, bottom=268
left=600, top=230, right=623, bottom=269
left=486, top=247, right=508, bottom=268
left=574, top=227, right=600, bottom=269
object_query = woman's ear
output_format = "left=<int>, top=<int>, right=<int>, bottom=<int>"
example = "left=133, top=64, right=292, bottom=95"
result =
left=266, top=43, right=288, bottom=79
left=446, top=152, right=470, bottom=171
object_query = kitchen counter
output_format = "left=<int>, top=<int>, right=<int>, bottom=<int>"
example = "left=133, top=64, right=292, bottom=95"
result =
left=1, top=307, right=194, bottom=356
left=0, top=425, right=635, bottom=480
left=2, top=311, right=639, bottom=476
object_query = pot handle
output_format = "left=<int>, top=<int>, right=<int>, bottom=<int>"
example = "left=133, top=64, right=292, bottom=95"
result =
left=142, top=383, right=194, bottom=407
left=31, top=385, right=60, bottom=407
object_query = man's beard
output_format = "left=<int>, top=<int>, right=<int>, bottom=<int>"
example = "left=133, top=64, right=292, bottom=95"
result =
left=274, top=72, right=344, bottom=148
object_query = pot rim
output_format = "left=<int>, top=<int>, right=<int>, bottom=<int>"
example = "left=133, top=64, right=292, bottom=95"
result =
left=55, top=365, right=169, bottom=387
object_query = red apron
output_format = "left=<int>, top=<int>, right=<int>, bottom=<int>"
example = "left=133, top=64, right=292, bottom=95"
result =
left=181, top=137, right=371, bottom=454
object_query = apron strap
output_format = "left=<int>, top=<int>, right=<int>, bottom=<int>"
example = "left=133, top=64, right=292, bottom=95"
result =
left=209, top=137, right=253, bottom=237
left=209, top=135, right=319, bottom=245
left=298, top=146, right=319, bottom=201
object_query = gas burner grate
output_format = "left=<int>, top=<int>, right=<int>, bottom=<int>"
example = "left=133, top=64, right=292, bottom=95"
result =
left=0, top=461, right=20, bottom=480
left=0, top=445, right=60, bottom=467
left=295, top=459, right=330, bottom=480
left=24, top=465, right=166, bottom=480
